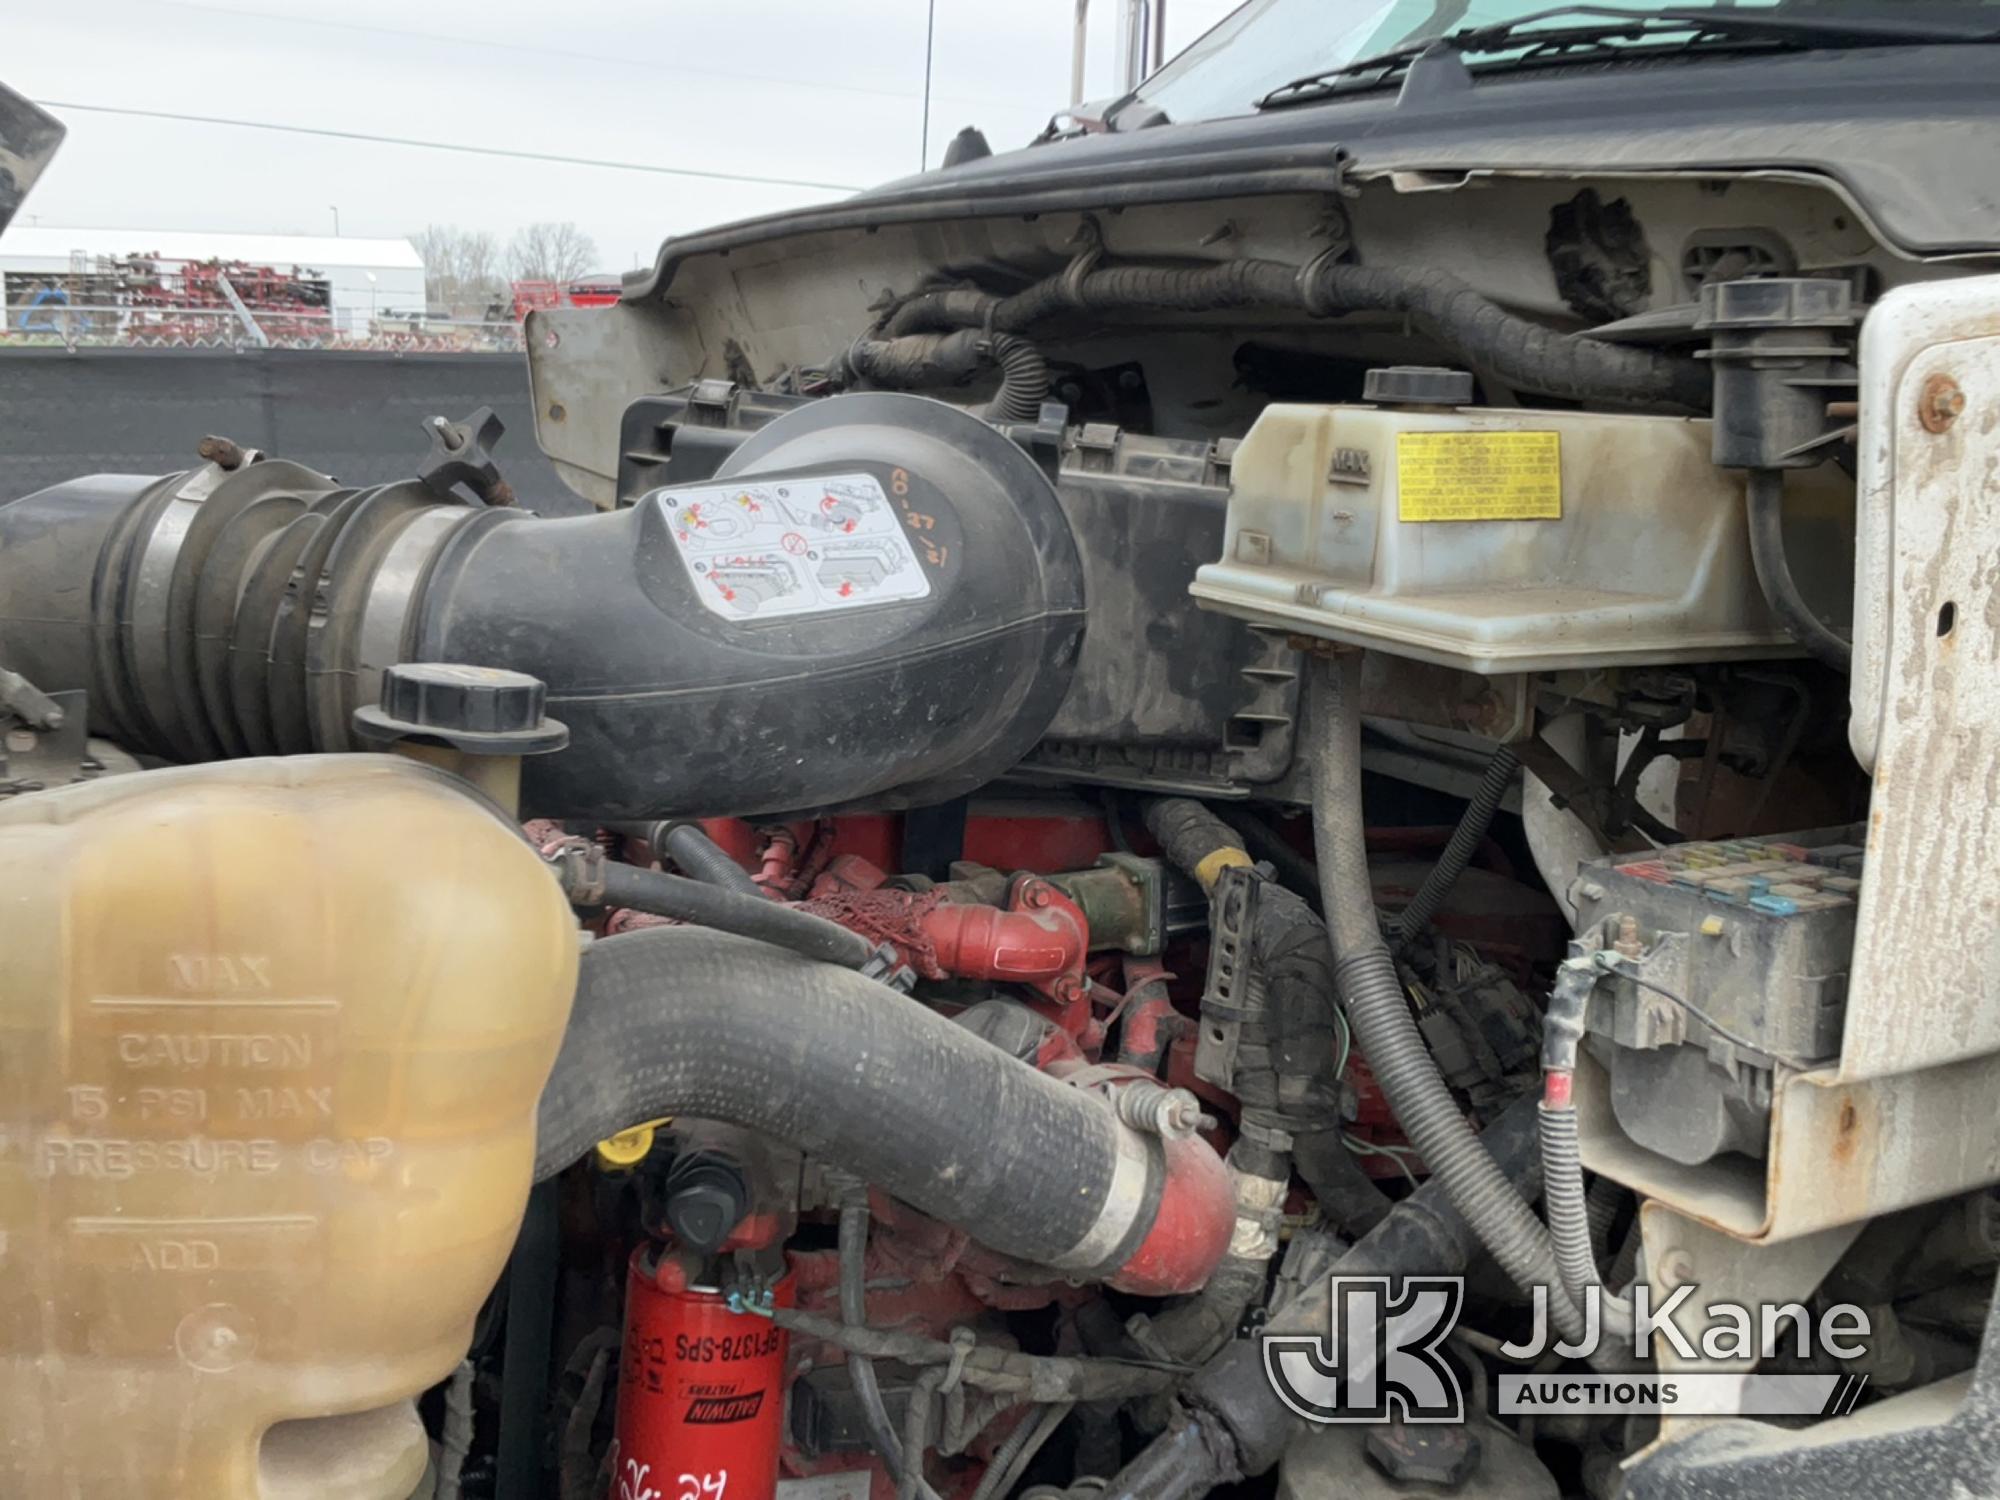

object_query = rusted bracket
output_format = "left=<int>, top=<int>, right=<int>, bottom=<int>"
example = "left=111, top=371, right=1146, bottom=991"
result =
left=418, top=406, right=518, bottom=507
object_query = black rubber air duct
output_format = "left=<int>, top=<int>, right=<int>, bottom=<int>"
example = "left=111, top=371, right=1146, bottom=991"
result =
left=0, top=394, right=1087, bottom=819
left=0, top=473, right=159, bottom=716
left=536, top=925, right=1174, bottom=1283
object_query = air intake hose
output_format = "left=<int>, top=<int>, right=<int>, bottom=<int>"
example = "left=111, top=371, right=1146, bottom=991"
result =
left=0, top=394, right=1086, bottom=819
left=535, top=925, right=1234, bottom=1295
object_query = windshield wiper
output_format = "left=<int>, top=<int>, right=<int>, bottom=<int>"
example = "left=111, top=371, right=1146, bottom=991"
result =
left=1258, top=3, right=2000, bottom=108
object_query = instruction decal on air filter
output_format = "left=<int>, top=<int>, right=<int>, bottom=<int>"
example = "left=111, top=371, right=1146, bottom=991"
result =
left=1396, top=431, right=1562, bottom=522
left=653, top=472, right=934, bottom=620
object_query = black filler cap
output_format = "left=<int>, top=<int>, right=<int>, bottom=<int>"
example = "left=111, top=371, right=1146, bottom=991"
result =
left=352, top=662, right=569, bottom=755
left=660, top=1154, right=752, bottom=1255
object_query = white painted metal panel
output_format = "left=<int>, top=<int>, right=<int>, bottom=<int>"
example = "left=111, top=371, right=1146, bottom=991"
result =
left=1844, top=275, right=2000, bottom=1080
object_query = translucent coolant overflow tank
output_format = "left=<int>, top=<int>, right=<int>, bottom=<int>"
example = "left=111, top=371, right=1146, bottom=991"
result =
left=1191, top=398, right=1853, bottom=671
left=0, top=756, right=580, bottom=1499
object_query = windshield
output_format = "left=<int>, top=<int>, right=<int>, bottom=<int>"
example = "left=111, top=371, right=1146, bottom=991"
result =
left=1132, top=0, right=1980, bottom=123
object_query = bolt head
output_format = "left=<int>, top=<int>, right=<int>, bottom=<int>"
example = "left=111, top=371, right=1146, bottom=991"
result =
left=1656, top=1248, right=1696, bottom=1288
left=1920, top=373, right=1967, bottom=433
left=1365, top=1418, right=1481, bottom=1489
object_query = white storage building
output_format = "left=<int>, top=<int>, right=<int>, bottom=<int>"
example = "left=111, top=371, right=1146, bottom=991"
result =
left=0, top=227, right=426, bottom=336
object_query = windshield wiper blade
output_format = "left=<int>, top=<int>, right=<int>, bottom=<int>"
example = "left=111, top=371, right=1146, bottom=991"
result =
left=1258, top=3, right=2000, bottom=107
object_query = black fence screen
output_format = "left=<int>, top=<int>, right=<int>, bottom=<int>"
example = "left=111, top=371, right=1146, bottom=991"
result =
left=1, top=347, right=586, bottom=512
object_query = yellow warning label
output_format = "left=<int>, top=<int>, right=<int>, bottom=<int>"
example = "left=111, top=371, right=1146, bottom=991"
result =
left=1395, top=431, right=1562, bottom=522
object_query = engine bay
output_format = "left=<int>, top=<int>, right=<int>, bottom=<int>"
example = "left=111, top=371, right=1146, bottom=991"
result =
left=6, top=85, right=2000, bottom=1500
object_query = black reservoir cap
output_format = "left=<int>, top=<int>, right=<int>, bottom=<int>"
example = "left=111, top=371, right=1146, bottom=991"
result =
left=352, top=662, right=569, bottom=755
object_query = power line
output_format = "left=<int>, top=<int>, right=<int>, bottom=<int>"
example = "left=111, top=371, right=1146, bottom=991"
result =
left=34, top=101, right=866, bottom=194
left=148, top=0, right=935, bottom=104
left=920, top=0, right=938, bottom=170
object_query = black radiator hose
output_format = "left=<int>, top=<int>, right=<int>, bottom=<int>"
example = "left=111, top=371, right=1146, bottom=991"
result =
left=641, top=820, right=767, bottom=898
left=1308, top=653, right=1581, bottom=1345
left=534, top=926, right=1231, bottom=1291
left=1746, top=467, right=1851, bottom=672
left=548, top=846, right=877, bottom=970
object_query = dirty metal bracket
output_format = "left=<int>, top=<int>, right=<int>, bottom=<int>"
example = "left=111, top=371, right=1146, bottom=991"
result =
left=418, top=405, right=518, bottom=508
left=0, top=682, right=90, bottom=797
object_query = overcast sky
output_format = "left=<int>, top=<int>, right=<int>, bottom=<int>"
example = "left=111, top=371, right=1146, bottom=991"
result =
left=11, top=0, right=1241, bottom=274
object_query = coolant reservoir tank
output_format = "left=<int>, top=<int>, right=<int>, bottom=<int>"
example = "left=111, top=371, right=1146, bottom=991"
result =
left=1192, top=402, right=1852, bottom=673
left=0, top=756, right=579, bottom=1499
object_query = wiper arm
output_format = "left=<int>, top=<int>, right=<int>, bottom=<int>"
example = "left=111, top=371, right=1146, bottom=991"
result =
left=1258, top=3, right=2000, bottom=108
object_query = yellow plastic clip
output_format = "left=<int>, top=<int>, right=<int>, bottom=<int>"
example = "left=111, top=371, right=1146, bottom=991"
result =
left=595, top=1117, right=671, bottom=1168
left=1192, top=845, right=1254, bottom=893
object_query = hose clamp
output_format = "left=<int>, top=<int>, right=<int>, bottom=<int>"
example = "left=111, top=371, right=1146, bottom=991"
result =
left=1235, top=1116, right=1295, bottom=1154
left=836, top=333, right=878, bottom=388
left=1060, top=242, right=1105, bottom=309
left=860, top=943, right=917, bottom=992
left=1294, top=242, right=1347, bottom=317
left=551, top=843, right=607, bottom=906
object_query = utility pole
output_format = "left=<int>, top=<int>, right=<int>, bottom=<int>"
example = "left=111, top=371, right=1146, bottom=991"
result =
left=329, top=205, right=340, bottom=237
left=919, top=0, right=936, bottom=169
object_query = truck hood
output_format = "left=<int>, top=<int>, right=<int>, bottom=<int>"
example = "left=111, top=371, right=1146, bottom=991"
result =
left=626, top=40, right=2000, bottom=302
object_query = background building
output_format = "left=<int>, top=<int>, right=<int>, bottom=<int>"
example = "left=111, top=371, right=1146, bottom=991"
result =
left=0, top=226, right=424, bottom=338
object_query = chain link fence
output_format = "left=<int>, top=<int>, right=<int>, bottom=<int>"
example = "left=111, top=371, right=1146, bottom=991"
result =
left=0, top=305, right=526, bottom=353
